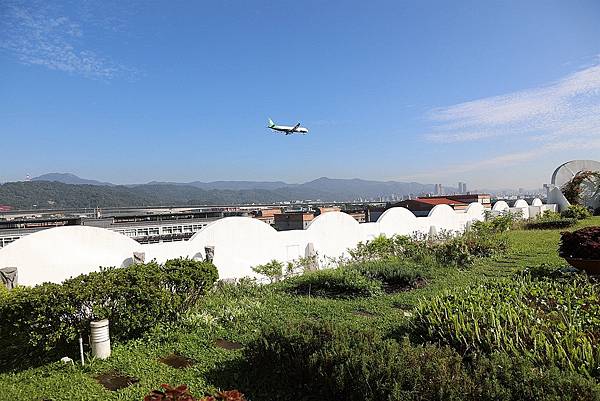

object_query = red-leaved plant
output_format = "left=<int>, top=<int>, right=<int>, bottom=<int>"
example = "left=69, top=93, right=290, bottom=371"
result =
left=144, top=385, right=247, bottom=401
left=559, top=227, right=600, bottom=260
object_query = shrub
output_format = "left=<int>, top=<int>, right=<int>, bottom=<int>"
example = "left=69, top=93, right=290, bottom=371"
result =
left=474, top=212, right=520, bottom=233
left=347, top=258, right=427, bottom=290
left=251, top=260, right=283, bottom=283
left=281, top=268, right=382, bottom=298
left=348, top=235, right=425, bottom=262
left=412, top=276, right=600, bottom=379
left=0, top=258, right=218, bottom=369
left=240, top=321, right=600, bottom=401
left=524, top=218, right=577, bottom=230
left=347, top=230, right=507, bottom=269
left=560, top=205, right=592, bottom=220
left=559, top=226, right=600, bottom=260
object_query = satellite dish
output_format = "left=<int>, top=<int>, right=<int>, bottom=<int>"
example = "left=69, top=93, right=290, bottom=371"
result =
left=551, top=160, right=600, bottom=188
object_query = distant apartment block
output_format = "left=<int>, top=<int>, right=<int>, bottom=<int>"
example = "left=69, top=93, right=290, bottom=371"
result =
left=458, top=182, right=467, bottom=194
left=273, top=212, right=314, bottom=231
left=252, top=208, right=282, bottom=226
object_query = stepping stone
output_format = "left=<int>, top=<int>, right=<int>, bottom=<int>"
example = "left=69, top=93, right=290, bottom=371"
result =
left=159, top=353, right=195, bottom=369
left=95, top=371, right=139, bottom=391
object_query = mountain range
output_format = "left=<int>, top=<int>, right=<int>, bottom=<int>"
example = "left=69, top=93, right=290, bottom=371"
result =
left=0, top=173, right=451, bottom=210
left=29, top=173, right=443, bottom=201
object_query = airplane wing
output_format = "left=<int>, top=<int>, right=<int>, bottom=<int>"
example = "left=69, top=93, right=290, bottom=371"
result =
left=292, top=123, right=300, bottom=131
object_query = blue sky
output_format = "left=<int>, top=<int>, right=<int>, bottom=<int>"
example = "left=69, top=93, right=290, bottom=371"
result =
left=1, top=0, right=600, bottom=189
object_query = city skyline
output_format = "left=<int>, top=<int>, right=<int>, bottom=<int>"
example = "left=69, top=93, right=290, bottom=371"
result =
left=1, top=1, right=600, bottom=188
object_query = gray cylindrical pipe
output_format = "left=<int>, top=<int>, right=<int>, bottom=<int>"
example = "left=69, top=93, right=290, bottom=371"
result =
left=90, top=319, right=111, bottom=359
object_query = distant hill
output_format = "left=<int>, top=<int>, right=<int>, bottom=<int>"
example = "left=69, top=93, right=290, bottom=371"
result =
left=0, top=181, right=289, bottom=209
left=32, top=173, right=115, bottom=186
left=296, top=177, right=438, bottom=200
left=4, top=173, right=458, bottom=209
left=148, top=180, right=289, bottom=191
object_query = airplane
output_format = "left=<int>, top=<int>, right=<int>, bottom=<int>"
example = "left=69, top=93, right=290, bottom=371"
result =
left=267, top=118, right=309, bottom=135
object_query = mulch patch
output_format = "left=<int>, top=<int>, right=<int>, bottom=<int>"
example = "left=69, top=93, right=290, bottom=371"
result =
left=95, top=370, right=139, bottom=391
left=214, top=339, right=243, bottom=350
left=159, top=353, right=196, bottom=369
left=383, top=277, right=428, bottom=293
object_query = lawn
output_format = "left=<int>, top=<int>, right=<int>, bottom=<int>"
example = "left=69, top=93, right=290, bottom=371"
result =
left=1, top=217, right=599, bottom=400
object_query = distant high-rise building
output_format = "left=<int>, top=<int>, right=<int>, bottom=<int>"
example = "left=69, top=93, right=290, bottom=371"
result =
left=434, top=184, right=443, bottom=195
left=458, top=182, right=467, bottom=194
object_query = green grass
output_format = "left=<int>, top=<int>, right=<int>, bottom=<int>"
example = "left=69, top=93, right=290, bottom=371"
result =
left=1, top=217, right=599, bottom=400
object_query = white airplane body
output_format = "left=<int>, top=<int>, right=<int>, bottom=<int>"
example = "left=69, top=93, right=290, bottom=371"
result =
left=267, top=118, right=309, bottom=135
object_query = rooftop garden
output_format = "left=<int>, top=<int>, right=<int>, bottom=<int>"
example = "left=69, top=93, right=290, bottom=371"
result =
left=1, top=216, right=600, bottom=400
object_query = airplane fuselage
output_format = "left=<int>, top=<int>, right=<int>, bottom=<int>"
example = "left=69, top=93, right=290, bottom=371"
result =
left=269, top=125, right=309, bottom=134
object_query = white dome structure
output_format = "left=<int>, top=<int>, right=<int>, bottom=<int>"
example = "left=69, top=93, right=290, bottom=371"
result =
left=0, top=226, right=140, bottom=286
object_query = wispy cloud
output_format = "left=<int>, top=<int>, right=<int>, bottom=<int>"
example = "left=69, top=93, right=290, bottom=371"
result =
left=421, top=58, right=600, bottom=174
left=0, top=1, right=137, bottom=80
left=424, top=59, right=600, bottom=144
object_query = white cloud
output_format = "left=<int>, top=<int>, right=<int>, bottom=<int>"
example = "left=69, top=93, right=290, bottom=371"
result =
left=0, top=1, right=137, bottom=80
left=420, top=58, right=600, bottom=179
left=425, top=60, right=600, bottom=145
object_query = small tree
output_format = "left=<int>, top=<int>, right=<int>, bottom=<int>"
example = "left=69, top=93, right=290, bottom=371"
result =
left=251, top=260, right=283, bottom=283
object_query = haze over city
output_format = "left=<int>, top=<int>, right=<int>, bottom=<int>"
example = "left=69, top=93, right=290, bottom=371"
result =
left=2, top=0, right=600, bottom=188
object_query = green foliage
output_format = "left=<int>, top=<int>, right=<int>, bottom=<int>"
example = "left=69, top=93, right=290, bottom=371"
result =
left=525, top=218, right=577, bottom=230
left=412, top=276, right=600, bottom=378
left=251, top=260, right=283, bottom=283
left=348, top=229, right=508, bottom=269
left=0, top=258, right=218, bottom=368
left=240, top=321, right=600, bottom=401
left=561, top=205, right=592, bottom=220
left=474, top=211, right=521, bottom=233
left=525, top=211, right=578, bottom=230
left=347, top=258, right=427, bottom=290
left=281, top=268, right=382, bottom=298
left=3, top=217, right=600, bottom=401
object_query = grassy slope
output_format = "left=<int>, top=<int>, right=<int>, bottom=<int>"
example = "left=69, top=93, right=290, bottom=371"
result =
left=1, top=217, right=599, bottom=400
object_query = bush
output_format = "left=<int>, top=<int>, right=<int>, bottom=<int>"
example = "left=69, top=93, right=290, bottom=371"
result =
left=280, top=268, right=382, bottom=298
left=347, top=258, right=427, bottom=290
left=239, top=321, right=600, bottom=401
left=347, top=230, right=508, bottom=269
left=412, top=276, right=600, bottom=379
left=561, top=205, right=592, bottom=220
left=473, top=212, right=520, bottom=233
left=0, top=258, right=218, bottom=369
left=559, top=226, right=600, bottom=260
left=525, top=218, right=577, bottom=230
left=251, top=260, right=283, bottom=283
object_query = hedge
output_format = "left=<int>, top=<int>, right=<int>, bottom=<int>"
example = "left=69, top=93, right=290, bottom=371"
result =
left=0, top=258, right=218, bottom=369
left=238, top=321, right=600, bottom=401
left=524, top=218, right=577, bottom=230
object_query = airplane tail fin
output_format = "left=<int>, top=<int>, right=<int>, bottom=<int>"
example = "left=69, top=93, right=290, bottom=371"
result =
left=268, top=118, right=275, bottom=127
